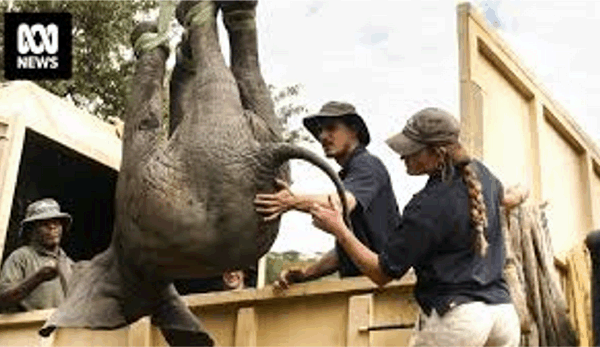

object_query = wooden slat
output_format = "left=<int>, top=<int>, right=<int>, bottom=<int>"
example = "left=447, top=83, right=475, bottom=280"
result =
left=127, top=316, right=151, bottom=347
left=234, top=307, right=257, bottom=347
left=346, top=294, right=371, bottom=347
left=183, top=275, right=415, bottom=309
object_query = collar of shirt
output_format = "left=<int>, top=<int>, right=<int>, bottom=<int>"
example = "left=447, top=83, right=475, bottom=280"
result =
left=425, top=163, right=466, bottom=187
left=30, top=243, right=65, bottom=259
left=338, top=145, right=367, bottom=179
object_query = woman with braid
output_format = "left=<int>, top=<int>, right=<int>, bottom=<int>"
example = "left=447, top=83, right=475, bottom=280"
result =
left=309, top=108, right=526, bottom=346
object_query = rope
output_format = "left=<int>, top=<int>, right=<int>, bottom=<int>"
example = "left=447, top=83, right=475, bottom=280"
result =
left=133, top=32, right=169, bottom=57
left=184, top=1, right=215, bottom=27
left=133, top=1, right=175, bottom=56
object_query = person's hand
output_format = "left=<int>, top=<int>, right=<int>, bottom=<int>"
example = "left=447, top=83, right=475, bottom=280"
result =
left=273, top=268, right=306, bottom=290
left=310, top=196, right=346, bottom=236
left=254, top=179, right=296, bottom=221
left=37, top=260, right=59, bottom=282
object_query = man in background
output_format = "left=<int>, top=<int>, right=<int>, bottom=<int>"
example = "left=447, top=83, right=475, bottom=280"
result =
left=0, top=198, right=74, bottom=312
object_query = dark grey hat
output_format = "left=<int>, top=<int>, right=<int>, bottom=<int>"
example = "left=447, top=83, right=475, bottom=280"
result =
left=19, top=198, right=72, bottom=239
left=386, top=107, right=460, bottom=156
left=303, top=101, right=371, bottom=145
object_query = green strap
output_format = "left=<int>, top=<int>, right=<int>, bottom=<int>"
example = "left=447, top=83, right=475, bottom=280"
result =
left=157, top=0, right=176, bottom=34
left=133, top=32, right=169, bottom=56
left=184, top=1, right=215, bottom=27
left=223, top=10, right=256, bottom=31
left=133, top=0, right=175, bottom=56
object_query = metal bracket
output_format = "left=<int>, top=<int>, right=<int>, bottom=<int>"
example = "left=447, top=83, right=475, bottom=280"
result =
left=358, top=323, right=415, bottom=333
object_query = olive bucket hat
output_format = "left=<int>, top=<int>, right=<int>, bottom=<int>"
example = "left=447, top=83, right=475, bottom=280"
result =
left=303, top=101, right=371, bottom=145
left=385, top=107, right=460, bottom=157
left=19, top=198, right=72, bottom=240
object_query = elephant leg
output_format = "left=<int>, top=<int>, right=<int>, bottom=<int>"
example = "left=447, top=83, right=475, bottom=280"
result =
left=169, top=34, right=193, bottom=137
left=123, top=21, right=169, bottom=163
left=174, top=0, right=243, bottom=124
left=222, top=1, right=283, bottom=143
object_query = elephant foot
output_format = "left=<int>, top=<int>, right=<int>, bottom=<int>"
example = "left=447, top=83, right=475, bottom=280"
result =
left=176, top=0, right=218, bottom=28
left=220, top=1, right=257, bottom=32
left=131, top=21, right=169, bottom=57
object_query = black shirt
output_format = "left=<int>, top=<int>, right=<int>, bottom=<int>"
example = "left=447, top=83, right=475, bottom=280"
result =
left=336, top=146, right=401, bottom=277
left=379, top=160, right=511, bottom=316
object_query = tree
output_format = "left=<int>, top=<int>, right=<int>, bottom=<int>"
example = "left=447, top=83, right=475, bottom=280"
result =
left=0, top=0, right=158, bottom=120
left=269, top=83, right=314, bottom=145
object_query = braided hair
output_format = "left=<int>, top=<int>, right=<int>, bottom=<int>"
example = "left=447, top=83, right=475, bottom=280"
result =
left=436, top=143, right=489, bottom=257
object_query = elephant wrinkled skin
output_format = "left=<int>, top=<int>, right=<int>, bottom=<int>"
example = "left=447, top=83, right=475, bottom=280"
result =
left=40, top=1, right=348, bottom=345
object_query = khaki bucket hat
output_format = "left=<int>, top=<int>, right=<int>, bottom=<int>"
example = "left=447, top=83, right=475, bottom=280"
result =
left=303, top=101, right=371, bottom=145
left=386, top=107, right=460, bottom=157
left=19, top=198, right=72, bottom=239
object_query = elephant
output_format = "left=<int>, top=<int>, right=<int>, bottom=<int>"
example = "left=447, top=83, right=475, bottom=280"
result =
left=38, top=1, right=349, bottom=346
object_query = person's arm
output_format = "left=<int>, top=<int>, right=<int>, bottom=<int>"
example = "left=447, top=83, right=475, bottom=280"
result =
left=255, top=179, right=356, bottom=221
left=0, top=263, right=58, bottom=305
left=310, top=199, right=392, bottom=287
left=274, top=249, right=339, bottom=289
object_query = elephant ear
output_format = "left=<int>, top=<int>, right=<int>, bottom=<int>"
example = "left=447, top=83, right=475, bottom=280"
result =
left=242, top=109, right=281, bottom=143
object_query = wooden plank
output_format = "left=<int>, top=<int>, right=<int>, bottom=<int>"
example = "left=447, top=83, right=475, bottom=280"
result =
left=53, top=328, right=128, bottom=347
left=127, top=316, right=151, bottom=347
left=183, top=274, right=415, bottom=309
left=256, top=256, right=267, bottom=289
left=567, top=247, right=592, bottom=346
left=369, top=290, right=418, bottom=346
left=346, top=294, right=371, bottom=347
left=457, top=3, right=484, bottom=159
left=464, top=5, right=600, bottom=161
left=0, top=308, right=53, bottom=326
left=234, top=307, right=257, bottom=347
left=39, top=332, right=56, bottom=347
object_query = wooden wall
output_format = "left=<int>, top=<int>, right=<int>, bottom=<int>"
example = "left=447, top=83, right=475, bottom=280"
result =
left=0, top=276, right=418, bottom=347
left=458, top=3, right=600, bottom=260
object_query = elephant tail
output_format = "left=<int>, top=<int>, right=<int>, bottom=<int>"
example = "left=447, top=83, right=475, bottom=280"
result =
left=261, top=142, right=351, bottom=229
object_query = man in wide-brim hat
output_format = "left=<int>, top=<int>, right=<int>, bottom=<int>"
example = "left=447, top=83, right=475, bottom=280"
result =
left=255, top=101, right=401, bottom=287
left=0, top=198, right=74, bottom=312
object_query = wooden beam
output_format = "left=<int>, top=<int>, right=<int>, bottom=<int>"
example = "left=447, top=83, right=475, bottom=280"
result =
left=234, top=307, right=257, bottom=347
left=127, top=316, right=151, bottom=347
left=183, top=274, right=415, bottom=309
left=346, top=294, right=372, bottom=347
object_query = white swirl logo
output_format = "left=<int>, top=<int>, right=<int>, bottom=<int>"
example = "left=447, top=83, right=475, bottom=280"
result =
left=17, top=23, right=59, bottom=55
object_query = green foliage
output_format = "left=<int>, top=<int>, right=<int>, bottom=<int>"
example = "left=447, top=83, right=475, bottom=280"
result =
left=0, top=0, right=158, bottom=120
left=269, top=83, right=314, bottom=145
left=264, top=251, right=337, bottom=285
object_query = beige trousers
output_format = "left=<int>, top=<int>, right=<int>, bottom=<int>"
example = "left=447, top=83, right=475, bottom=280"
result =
left=409, top=302, right=520, bottom=347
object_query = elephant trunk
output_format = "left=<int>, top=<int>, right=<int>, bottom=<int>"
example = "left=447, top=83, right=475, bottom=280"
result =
left=260, top=143, right=351, bottom=229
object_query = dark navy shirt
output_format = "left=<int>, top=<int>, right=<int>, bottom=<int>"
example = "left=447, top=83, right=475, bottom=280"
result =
left=379, top=160, right=511, bottom=316
left=336, top=146, right=401, bottom=277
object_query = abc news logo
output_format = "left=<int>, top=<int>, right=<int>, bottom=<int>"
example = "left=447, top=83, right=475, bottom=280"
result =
left=4, top=13, right=72, bottom=80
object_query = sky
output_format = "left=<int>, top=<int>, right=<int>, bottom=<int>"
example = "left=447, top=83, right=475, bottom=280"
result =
left=212, top=0, right=600, bottom=254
